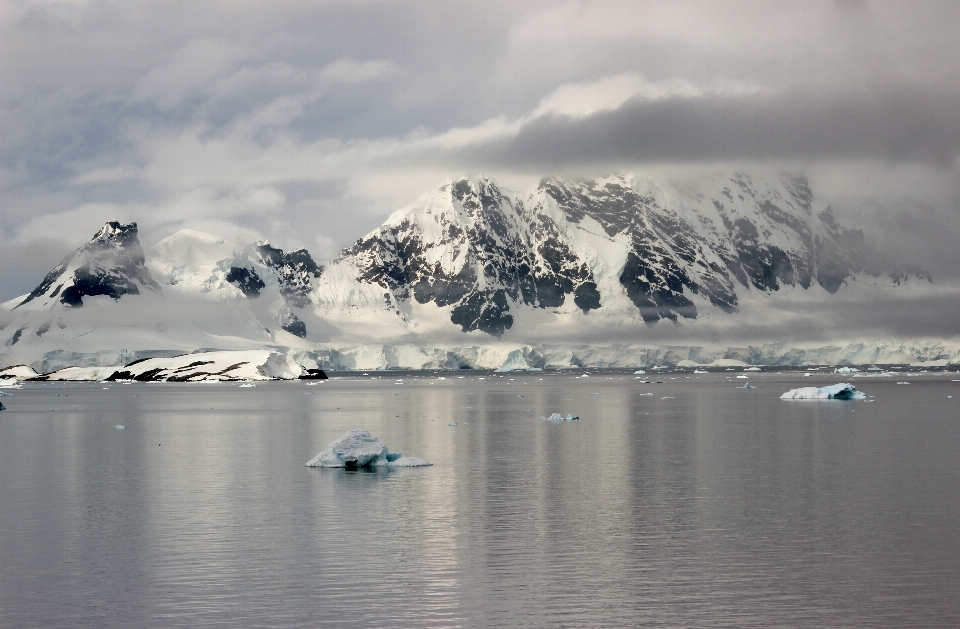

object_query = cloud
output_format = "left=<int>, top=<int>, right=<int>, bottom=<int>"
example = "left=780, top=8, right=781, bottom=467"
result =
left=2, top=0, right=959, bottom=324
left=459, top=84, right=960, bottom=168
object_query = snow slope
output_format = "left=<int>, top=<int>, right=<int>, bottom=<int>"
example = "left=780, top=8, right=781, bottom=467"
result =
left=0, top=171, right=951, bottom=374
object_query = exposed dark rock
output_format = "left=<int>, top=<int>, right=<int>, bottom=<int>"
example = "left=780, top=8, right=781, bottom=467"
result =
left=299, top=369, right=328, bottom=380
left=226, top=266, right=265, bottom=298
left=282, top=318, right=307, bottom=338
left=18, top=222, right=159, bottom=309
left=254, top=244, right=323, bottom=308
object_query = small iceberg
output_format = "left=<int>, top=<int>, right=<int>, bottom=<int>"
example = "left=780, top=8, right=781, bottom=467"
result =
left=0, top=401, right=5, bottom=411
left=633, top=370, right=646, bottom=375
left=0, top=379, right=23, bottom=389
left=540, top=412, right=578, bottom=422
left=305, top=429, right=431, bottom=469
left=114, top=425, right=125, bottom=430
left=694, top=369, right=708, bottom=374
left=0, top=391, right=12, bottom=397
left=780, top=383, right=866, bottom=400
left=738, top=382, right=757, bottom=389
left=744, top=367, right=761, bottom=372
left=239, top=383, right=256, bottom=388
left=448, top=421, right=457, bottom=427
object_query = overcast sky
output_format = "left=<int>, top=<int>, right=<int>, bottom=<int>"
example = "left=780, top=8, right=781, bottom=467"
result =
left=2, top=0, right=960, bottom=303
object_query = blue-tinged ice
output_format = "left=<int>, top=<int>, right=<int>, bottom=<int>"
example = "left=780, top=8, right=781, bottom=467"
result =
left=541, top=412, right=578, bottom=422
left=305, top=429, right=431, bottom=468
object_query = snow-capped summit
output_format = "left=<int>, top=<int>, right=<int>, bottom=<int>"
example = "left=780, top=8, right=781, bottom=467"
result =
left=0, top=170, right=941, bottom=373
left=318, top=171, right=916, bottom=337
left=15, top=221, right=159, bottom=311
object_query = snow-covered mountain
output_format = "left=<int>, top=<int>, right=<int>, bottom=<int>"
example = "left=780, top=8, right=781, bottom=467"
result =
left=0, top=171, right=948, bottom=373
left=314, top=172, right=928, bottom=340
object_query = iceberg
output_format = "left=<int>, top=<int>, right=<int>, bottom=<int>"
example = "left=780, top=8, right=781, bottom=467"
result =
left=540, top=413, right=578, bottom=422
left=780, top=383, right=866, bottom=400
left=0, top=391, right=11, bottom=397
left=305, top=429, right=431, bottom=468
left=0, top=401, right=5, bottom=411
left=0, top=379, right=23, bottom=389
left=738, top=382, right=757, bottom=389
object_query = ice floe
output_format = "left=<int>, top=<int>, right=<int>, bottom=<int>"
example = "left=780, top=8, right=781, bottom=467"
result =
left=305, top=429, right=431, bottom=468
left=780, top=383, right=865, bottom=400
left=738, top=382, right=757, bottom=389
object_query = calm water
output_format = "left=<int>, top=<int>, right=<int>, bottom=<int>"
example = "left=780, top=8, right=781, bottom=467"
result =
left=1, top=371, right=959, bottom=628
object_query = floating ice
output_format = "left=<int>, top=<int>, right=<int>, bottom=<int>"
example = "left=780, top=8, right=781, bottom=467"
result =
left=0, top=379, right=23, bottom=389
left=239, top=383, right=256, bottom=388
left=897, top=381, right=910, bottom=385
left=448, top=421, right=457, bottom=427
left=0, top=391, right=12, bottom=397
left=736, top=375, right=748, bottom=379
left=834, top=367, right=859, bottom=374
left=661, top=396, right=674, bottom=399
left=744, top=367, right=761, bottom=372
left=114, top=425, right=125, bottom=430
left=305, top=429, right=431, bottom=468
left=540, top=412, right=578, bottom=422
left=633, top=370, right=646, bottom=375
left=0, top=402, right=5, bottom=411
left=738, top=382, right=757, bottom=389
left=780, top=383, right=865, bottom=400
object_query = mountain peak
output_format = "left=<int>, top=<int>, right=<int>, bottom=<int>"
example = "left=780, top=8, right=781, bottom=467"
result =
left=16, top=220, right=158, bottom=310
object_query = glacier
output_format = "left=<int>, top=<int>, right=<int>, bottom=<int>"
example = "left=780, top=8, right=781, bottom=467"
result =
left=1, top=171, right=956, bottom=376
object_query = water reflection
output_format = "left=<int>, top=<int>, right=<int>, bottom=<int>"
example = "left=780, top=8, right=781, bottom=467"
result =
left=0, top=374, right=958, bottom=627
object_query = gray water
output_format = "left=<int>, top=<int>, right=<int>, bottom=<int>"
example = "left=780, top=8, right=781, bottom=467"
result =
left=1, top=371, right=959, bottom=628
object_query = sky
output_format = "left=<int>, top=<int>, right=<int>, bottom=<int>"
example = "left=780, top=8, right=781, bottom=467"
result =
left=2, top=0, right=960, bottom=304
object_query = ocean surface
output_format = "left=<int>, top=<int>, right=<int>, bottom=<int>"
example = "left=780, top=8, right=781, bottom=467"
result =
left=1, top=370, right=959, bottom=628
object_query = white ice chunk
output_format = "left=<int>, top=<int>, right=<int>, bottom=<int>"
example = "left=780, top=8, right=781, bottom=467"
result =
left=305, top=429, right=431, bottom=468
left=114, top=425, right=125, bottom=429
left=540, top=412, right=578, bottom=422
left=780, top=383, right=865, bottom=400
left=633, top=370, right=646, bottom=374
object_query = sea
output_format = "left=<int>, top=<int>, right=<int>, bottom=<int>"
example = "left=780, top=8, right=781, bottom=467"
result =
left=1, top=370, right=958, bottom=628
